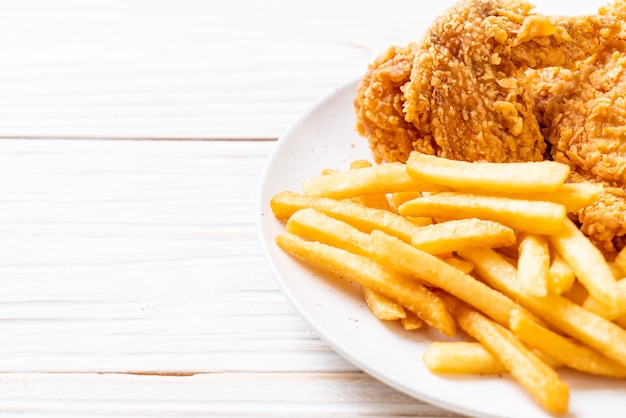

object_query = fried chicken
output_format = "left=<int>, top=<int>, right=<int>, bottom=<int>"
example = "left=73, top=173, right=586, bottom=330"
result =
left=530, top=1, right=626, bottom=256
left=354, top=0, right=626, bottom=256
left=354, top=43, right=435, bottom=164
left=355, top=0, right=622, bottom=164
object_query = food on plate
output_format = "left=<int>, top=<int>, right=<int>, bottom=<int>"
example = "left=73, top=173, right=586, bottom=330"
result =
left=517, top=233, right=550, bottom=297
left=509, top=309, right=626, bottom=378
left=268, top=0, right=626, bottom=413
left=275, top=233, right=457, bottom=337
left=354, top=0, right=626, bottom=258
left=405, top=151, right=570, bottom=193
left=531, top=15, right=626, bottom=255
left=269, top=153, right=626, bottom=413
left=398, top=190, right=568, bottom=234
left=423, top=341, right=508, bottom=375
left=443, top=295, right=569, bottom=415
left=355, top=0, right=622, bottom=165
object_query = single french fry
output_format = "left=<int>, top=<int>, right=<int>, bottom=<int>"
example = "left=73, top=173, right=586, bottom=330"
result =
left=446, top=297, right=569, bottom=415
left=548, top=253, right=576, bottom=295
left=301, top=161, right=448, bottom=199
left=517, top=233, right=550, bottom=297
left=398, top=192, right=567, bottom=235
left=406, top=151, right=570, bottom=194
left=410, top=218, right=516, bottom=255
left=548, top=217, right=618, bottom=313
left=477, top=182, right=603, bottom=214
left=362, top=287, right=406, bottom=321
left=460, top=248, right=626, bottom=368
left=285, top=208, right=371, bottom=256
left=423, top=341, right=507, bottom=375
left=369, top=230, right=533, bottom=328
left=400, top=309, right=425, bottom=330
left=270, top=191, right=422, bottom=243
left=275, top=233, right=456, bottom=337
left=510, top=309, right=626, bottom=378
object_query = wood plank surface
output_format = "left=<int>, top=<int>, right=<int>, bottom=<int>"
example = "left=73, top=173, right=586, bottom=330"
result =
left=0, top=0, right=458, bottom=139
left=0, top=138, right=460, bottom=417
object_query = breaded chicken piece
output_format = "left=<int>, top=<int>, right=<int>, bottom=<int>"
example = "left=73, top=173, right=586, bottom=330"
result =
left=355, top=0, right=622, bottom=164
left=579, top=188, right=626, bottom=257
left=354, top=43, right=431, bottom=164
left=531, top=1, right=626, bottom=256
left=402, top=0, right=621, bottom=163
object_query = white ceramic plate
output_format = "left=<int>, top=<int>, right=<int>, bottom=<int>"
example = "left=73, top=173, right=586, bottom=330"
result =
left=257, top=79, right=626, bottom=418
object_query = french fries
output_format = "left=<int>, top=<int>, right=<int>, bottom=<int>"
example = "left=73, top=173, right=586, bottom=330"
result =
left=517, top=233, right=550, bottom=297
left=275, top=233, right=456, bottom=337
left=460, top=248, right=626, bottom=368
left=268, top=150, right=626, bottom=414
left=362, top=287, right=406, bottom=321
left=547, top=252, right=576, bottom=295
left=509, top=309, right=626, bottom=378
left=406, top=151, right=570, bottom=193
left=423, top=341, right=507, bottom=375
left=445, top=297, right=569, bottom=415
left=399, top=192, right=567, bottom=235
left=548, top=218, right=619, bottom=312
left=271, top=191, right=431, bottom=242
left=301, top=161, right=448, bottom=199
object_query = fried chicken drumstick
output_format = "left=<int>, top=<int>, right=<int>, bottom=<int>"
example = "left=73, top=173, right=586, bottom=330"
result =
left=354, top=0, right=626, bottom=257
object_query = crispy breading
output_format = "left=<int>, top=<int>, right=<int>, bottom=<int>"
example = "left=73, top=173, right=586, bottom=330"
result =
left=354, top=0, right=622, bottom=165
left=530, top=1, right=626, bottom=256
left=354, top=0, right=626, bottom=256
left=353, top=43, right=434, bottom=164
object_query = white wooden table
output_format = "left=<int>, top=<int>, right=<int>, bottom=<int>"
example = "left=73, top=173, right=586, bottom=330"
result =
left=0, top=1, right=608, bottom=416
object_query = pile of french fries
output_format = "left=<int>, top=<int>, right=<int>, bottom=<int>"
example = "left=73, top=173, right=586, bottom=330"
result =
left=269, top=151, right=626, bottom=415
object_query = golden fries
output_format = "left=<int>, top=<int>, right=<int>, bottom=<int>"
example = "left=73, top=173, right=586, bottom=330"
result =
left=493, top=182, right=604, bottom=213
left=547, top=253, right=576, bottom=295
left=268, top=151, right=626, bottom=414
left=275, top=233, right=456, bottom=337
left=399, top=192, right=567, bottom=234
left=400, top=310, right=425, bottom=331
left=369, top=230, right=533, bottom=328
left=362, top=287, right=406, bottom=321
left=301, top=161, right=448, bottom=199
left=271, top=191, right=428, bottom=242
left=548, top=218, right=619, bottom=313
left=406, top=151, right=570, bottom=193
left=517, top=233, right=550, bottom=297
left=509, top=309, right=626, bottom=378
left=423, top=341, right=507, bottom=374
left=460, top=248, right=626, bottom=368
left=446, top=296, right=569, bottom=415
left=410, top=218, right=515, bottom=254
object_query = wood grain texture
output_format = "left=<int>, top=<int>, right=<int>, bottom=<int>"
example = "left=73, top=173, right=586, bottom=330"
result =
left=0, top=0, right=461, bottom=139
left=0, top=139, right=464, bottom=416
